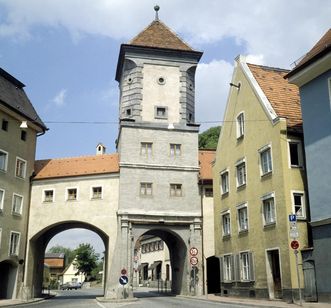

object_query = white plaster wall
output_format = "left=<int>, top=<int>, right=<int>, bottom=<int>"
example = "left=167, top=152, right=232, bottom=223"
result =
left=141, top=64, right=180, bottom=123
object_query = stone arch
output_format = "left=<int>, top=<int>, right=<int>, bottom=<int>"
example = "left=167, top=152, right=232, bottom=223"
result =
left=24, top=221, right=109, bottom=299
left=132, top=225, right=189, bottom=295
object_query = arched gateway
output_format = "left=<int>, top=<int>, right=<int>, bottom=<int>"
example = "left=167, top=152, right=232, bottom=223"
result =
left=23, top=9, right=204, bottom=300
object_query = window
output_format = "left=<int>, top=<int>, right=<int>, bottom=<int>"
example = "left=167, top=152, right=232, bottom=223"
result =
left=9, top=232, right=20, bottom=256
left=126, top=108, right=132, bottom=117
left=15, top=157, right=26, bottom=178
left=223, top=255, right=233, bottom=281
left=260, top=146, right=272, bottom=175
left=170, top=184, right=182, bottom=197
left=204, top=187, right=213, bottom=197
left=170, top=144, right=181, bottom=157
left=220, top=170, right=229, bottom=194
left=21, top=130, right=27, bottom=141
left=140, top=183, right=153, bottom=196
left=236, top=160, right=246, bottom=187
left=141, top=142, right=153, bottom=157
left=12, top=194, right=23, bottom=215
left=292, top=192, right=306, bottom=219
left=0, top=150, right=8, bottom=172
left=0, top=189, right=4, bottom=211
left=262, top=194, right=276, bottom=225
left=288, top=140, right=303, bottom=167
left=43, top=190, right=54, bottom=203
left=237, top=203, right=248, bottom=232
left=92, top=186, right=102, bottom=199
left=2, top=119, right=8, bottom=131
left=67, top=188, right=78, bottom=201
left=155, top=106, right=168, bottom=119
left=240, top=252, right=252, bottom=281
left=236, top=112, right=245, bottom=138
left=222, top=212, right=231, bottom=236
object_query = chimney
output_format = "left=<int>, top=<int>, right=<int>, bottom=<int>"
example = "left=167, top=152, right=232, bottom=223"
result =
left=96, top=143, right=106, bottom=155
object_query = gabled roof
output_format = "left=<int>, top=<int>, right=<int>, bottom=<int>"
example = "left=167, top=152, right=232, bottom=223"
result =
left=129, top=20, right=194, bottom=52
left=45, top=252, right=65, bottom=259
left=247, top=63, right=302, bottom=132
left=34, top=154, right=119, bottom=180
left=199, top=150, right=216, bottom=181
left=0, top=67, right=47, bottom=131
left=286, top=28, right=331, bottom=78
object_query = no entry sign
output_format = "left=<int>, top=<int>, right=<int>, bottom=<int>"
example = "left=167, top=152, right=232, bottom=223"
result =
left=290, top=240, right=299, bottom=250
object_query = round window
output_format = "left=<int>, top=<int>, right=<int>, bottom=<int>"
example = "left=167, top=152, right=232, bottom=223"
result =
left=157, top=76, right=166, bottom=85
left=127, top=77, right=133, bottom=84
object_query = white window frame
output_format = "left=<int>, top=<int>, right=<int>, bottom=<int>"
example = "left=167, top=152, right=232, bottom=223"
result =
left=15, top=156, right=27, bottom=179
left=261, top=192, right=276, bottom=226
left=9, top=231, right=20, bottom=256
left=0, top=149, right=8, bottom=172
left=237, top=203, right=248, bottom=232
left=221, top=211, right=231, bottom=236
left=287, top=139, right=304, bottom=168
left=170, top=144, right=181, bottom=157
left=236, top=112, right=245, bottom=139
left=140, top=142, right=153, bottom=157
left=91, top=186, right=103, bottom=200
left=291, top=190, right=306, bottom=219
left=220, top=169, right=229, bottom=195
left=43, top=189, right=55, bottom=203
left=170, top=183, right=182, bottom=197
left=140, top=182, right=153, bottom=196
left=66, top=187, right=78, bottom=201
left=236, top=158, right=246, bottom=188
left=12, top=193, right=23, bottom=215
left=0, top=188, right=4, bottom=211
left=223, top=254, right=233, bottom=282
left=239, top=251, right=252, bottom=282
left=259, top=144, right=273, bottom=176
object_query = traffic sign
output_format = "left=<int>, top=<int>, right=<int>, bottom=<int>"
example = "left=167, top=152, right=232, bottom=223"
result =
left=291, top=240, right=299, bottom=250
left=190, top=247, right=198, bottom=256
left=121, top=268, right=127, bottom=275
left=190, top=256, right=198, bottom=265
left=289, top=214, right=297, bottom=222
left=119, top=275, right=129, bottom=285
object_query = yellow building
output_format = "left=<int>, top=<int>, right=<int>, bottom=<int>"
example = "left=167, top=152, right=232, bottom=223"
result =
left=213, top=56, right=309, bottom=302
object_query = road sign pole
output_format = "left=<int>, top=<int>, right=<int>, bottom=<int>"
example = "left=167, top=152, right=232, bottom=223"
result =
left=294, top=250, right=302, bottom=306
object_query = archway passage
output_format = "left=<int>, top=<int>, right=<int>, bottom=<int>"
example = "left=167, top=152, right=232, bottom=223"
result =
left=206, top=256, right=220, bottom=294
left=0, top=261, right=17, bottom=299
left=25, top=221, right=108, bottom=298
left=133, top=227, right=188, bottom=296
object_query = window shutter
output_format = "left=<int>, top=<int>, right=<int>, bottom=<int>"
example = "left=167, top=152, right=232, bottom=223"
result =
left=230, top=255, right=235, bottom=281
left=219, top=256, right=224, bottom=283
left=234, top=254, right=240, bottom=281
left=249, top=252, right=255, bottom=281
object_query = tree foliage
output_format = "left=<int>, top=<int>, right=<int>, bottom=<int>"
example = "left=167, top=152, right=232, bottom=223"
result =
left=198, top=126, right=221, bottom=149
left=73, top=243, right=99, bottom=280
left=47, top=245, right=75, bottom=266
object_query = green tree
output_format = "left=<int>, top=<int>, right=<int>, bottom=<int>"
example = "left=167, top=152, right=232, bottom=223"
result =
left=198, top=126, right=221, bottom=149
left=73, top=243, right=98, bottom=280
left=47, top=245, right=75, bottom=266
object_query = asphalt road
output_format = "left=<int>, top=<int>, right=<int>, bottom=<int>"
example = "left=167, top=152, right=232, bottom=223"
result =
left=16, top=288, right=256, bottom=308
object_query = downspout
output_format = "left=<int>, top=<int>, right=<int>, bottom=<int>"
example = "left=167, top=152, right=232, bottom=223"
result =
left=199, top=177, right=206, bottom=295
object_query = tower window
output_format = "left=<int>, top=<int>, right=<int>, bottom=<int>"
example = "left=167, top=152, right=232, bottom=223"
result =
left=154, top=106, right=168, bottom=119
left=2, top=119, right=8, bottom=131
left=126, top=108, right=132, bottom=117
left=21, top=130, right=27, bottom=141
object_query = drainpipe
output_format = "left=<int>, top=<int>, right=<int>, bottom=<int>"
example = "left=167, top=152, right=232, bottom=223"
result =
left=199, top=178, right=206, bottom=295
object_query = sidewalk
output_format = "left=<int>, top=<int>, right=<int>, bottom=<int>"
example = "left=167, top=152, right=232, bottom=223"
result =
left=0, top=294, right=55, bottom=307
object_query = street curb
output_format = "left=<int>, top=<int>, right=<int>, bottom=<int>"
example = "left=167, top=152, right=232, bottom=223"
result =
left=0, top=294, right=56, bottom=307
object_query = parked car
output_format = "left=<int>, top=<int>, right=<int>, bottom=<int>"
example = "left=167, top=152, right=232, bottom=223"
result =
left=60, top=282, right=82, bottom=290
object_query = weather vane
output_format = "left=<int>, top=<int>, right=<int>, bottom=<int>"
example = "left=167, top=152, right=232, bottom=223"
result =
left=154, top=5, right=160, bottom=21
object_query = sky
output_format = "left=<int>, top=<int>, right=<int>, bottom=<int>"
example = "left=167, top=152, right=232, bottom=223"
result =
left=1, top=0, right=329, bottom=253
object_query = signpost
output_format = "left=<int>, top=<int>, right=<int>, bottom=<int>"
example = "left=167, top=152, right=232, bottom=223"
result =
left=189, top=247, right=199, bottom=295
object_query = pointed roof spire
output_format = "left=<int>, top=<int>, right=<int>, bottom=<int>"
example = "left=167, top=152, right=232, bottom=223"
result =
left=154, top=5, right=160, bottom=21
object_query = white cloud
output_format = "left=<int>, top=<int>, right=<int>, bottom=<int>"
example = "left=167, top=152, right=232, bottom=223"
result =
left=52, top=89, right=67, bottom=107
left=196, top=59, right=234, bottom=131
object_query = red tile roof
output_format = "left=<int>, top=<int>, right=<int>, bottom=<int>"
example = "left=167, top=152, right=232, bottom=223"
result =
left=199, top=150, right=216, bottom=181
left=247, top=64, right=302, bottom=131
left=44, top=258, right=65, bottom=268
left=129, top=20, right=193, bottom=51
left=34, top=154, right=119, bottom=180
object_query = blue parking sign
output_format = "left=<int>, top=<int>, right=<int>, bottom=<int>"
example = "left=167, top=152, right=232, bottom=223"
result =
left=289, top=214, right=297, bottom=222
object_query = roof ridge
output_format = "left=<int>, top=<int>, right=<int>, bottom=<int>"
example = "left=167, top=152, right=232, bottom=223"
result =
left=247, top=63, right=290, bottom=73
left=36, top=153, right=118, bottom=162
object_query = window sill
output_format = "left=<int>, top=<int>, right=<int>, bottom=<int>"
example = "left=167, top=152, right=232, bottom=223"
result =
left=91, top=197, right=102, bottom=200
left=263, top=222, right=276, bottom=229
left=222, top=234, right=231, bottom=240
left=66, top=199, right=78, bottom=202
left=15, top=176, right=26, bottom=180
left=238, top=229, right=248, bottom=235
left=237, top=135, right=244, bottom=141
left=154, top=116, right=168, bottom=120
left=261, top=171, right=272, bottom=178
left=43, top=200, right=54, bottom=203
left=237, top=184, right=246, bottom=190
left=12, top=212, right=22, bottom=217
left=221, top=192, right=229, bottom=198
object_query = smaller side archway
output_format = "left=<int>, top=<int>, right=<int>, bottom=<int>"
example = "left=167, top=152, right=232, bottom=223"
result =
left=23, top=221, right=109, bottom=299
left=0, top=260, right=18, bottom=299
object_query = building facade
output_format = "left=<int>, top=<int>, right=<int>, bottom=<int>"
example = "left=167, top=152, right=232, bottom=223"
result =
left=0, top=68, right=46, bottom=299
left=213, top=56, right=309, bottom=301
left=286, top=28, right=331, bottom=302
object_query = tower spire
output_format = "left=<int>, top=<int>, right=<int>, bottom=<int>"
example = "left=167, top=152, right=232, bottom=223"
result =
left=154, top=5, right=160, bottom=21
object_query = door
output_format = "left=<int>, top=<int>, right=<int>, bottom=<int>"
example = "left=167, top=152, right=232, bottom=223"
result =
left=266, top=250, right=282, bottom=299
left=303, top=260, right=318, bottom=302
left=206, top=256, right=220, bottom=294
